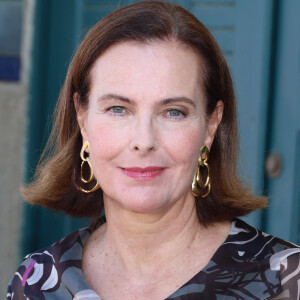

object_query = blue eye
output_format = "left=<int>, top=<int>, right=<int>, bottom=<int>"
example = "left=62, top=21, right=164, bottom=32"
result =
left=111, top=106, right=124, bottom=113
left=166, top=109, right=185, bottom=119
left=107, top=106, right=126, bottom=116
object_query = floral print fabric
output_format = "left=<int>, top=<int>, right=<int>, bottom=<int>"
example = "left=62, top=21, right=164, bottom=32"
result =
left=7, top=218, right=300, bottom=299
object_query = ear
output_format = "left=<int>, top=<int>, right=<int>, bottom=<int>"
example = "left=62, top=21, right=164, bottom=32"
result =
left=204, top=100, right=224, bottom=149
left=73, top=92, right=88, bottom=142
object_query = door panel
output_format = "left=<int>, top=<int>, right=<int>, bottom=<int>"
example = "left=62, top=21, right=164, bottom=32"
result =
left=22, top=0, right=91, bottom=256
left=265, top=0, right=300, bottom=243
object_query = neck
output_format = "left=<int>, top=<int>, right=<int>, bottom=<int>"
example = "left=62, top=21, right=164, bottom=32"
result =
left=99, top=192, right=206, bottom=276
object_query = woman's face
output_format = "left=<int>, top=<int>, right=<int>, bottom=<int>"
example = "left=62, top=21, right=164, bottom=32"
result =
left=76, top=40, right=222, bottom=213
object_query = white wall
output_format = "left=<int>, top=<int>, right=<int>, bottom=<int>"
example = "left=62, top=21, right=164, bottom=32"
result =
left=0, top=83, right=26, bottom=294
left=0, top=0, right=34, bottom=296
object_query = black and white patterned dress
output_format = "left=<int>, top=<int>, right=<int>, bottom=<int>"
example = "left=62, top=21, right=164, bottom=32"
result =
left=7, top=218, right=300, bottom=299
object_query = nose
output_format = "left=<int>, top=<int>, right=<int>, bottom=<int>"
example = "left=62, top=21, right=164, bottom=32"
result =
left=129, top=117, right=157, bottom=154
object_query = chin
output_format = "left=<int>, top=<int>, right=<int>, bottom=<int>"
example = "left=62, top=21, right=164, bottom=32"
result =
left=108, top=189, right=171, bottom=214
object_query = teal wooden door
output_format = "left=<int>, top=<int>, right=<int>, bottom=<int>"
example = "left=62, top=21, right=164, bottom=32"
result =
left=264, top=0, right=300, bottom=243
left=23, top=0, right=289, bottom=255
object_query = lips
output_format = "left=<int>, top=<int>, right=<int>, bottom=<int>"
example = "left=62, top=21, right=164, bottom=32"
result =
left=121, top=166, right=165, bottom=180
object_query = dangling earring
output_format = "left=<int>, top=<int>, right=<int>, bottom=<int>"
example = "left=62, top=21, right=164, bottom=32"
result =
left=192, top=145, right=211, bottom=198
left=78, top=141, right=100, bottom=193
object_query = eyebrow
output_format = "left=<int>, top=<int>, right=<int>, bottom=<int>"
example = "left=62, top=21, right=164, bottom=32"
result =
left=161, top=97, right=196, bottom=108
left=97, top=93, right=196, bottom=108
left=98, top=93, right=133, bottom=103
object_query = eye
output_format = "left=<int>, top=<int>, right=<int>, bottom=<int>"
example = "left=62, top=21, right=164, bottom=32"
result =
left=107, top=106, right=126, bottom=116
left=166, top=109, right=186, bottom=119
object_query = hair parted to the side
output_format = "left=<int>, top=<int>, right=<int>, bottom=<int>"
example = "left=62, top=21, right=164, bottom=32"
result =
left=22, top=0, right=267, bottom=224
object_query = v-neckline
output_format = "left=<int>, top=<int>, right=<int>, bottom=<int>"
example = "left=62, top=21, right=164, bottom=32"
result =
left=78, top=218, right=282, bottom=299
left=81, top=217, right=236, bottom=299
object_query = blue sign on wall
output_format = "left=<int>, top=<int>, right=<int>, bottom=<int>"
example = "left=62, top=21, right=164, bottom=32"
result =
left=0, top=0, right=23, bottom=81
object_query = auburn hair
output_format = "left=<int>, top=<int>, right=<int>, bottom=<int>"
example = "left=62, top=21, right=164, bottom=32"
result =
left=22, top=0, right=267, bottom=224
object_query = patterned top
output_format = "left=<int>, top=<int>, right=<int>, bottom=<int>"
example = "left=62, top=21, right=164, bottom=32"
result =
left=7, top=218, right=300, bottom=300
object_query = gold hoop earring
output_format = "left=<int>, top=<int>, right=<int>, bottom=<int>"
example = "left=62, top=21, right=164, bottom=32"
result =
left=192, top=145, right=211, bottom=198
left=78, top=141, right=100, bottom=193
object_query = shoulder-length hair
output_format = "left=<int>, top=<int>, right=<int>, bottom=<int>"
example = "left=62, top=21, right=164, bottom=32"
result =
left=22, top=0, right=267, bottom=224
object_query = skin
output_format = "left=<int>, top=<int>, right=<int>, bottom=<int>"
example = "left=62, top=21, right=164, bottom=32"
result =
left=76, top=40, right=229, bottom=299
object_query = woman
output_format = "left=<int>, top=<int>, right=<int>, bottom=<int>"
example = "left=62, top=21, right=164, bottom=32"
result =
left=8, top=1, right=300, bottom=299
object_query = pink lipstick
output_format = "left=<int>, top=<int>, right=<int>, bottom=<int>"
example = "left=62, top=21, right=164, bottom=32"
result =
left=122, top=166, right=165, bottom=180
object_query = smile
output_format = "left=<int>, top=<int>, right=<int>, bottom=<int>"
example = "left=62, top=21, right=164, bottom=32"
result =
left=121, top=166, right=165, bottom=180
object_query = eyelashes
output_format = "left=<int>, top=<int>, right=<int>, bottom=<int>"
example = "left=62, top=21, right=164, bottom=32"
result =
left=166, top=108, right=186, bottom=119
left=106, top=106, right=127, bottom=116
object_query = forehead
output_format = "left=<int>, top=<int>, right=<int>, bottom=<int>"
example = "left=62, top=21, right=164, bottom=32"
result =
left=89, top=40, right=205, bottom=100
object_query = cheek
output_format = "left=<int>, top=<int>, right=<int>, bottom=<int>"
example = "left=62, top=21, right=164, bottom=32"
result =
left=162, top=124, right=206, bottom=167
left=86, top=120, right=128, bottom=163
